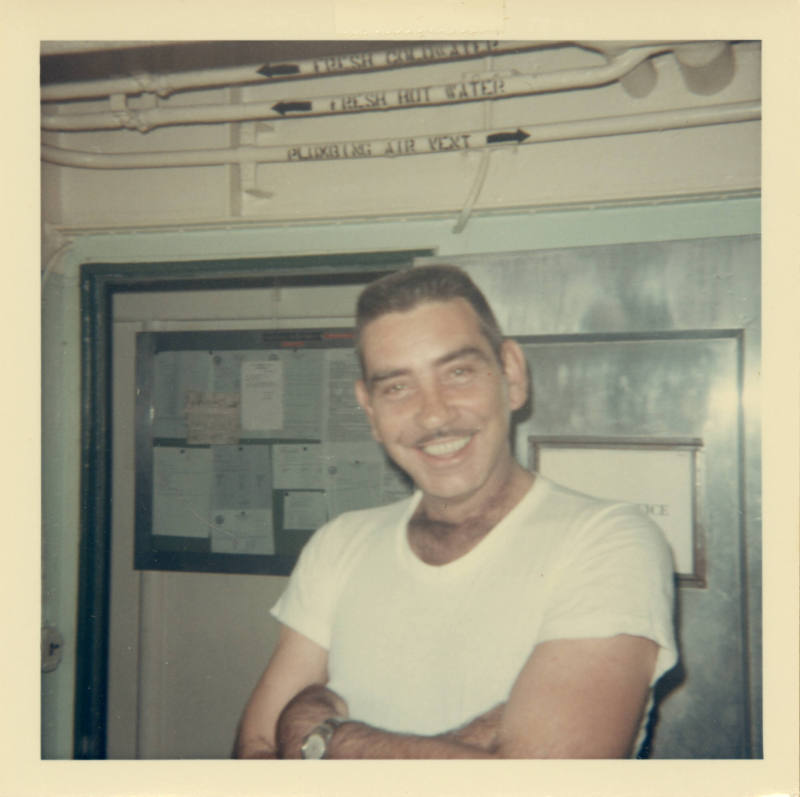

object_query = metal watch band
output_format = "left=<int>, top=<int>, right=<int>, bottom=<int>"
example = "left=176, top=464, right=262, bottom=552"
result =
left=300, top=716, right=347, bottom=759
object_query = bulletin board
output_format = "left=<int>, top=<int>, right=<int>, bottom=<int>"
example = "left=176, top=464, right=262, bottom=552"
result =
left=134, top=328, right=413, bottom=574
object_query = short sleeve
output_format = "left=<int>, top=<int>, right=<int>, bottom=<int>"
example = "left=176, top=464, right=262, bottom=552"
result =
left=271, top=516, right=347, bottom=648
left=270, top=507, right=383, bottom=649
left=537, top=502, right=678, bottom=684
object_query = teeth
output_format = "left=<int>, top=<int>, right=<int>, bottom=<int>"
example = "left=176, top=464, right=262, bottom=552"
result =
left=422, top=436, right=471, bottom=456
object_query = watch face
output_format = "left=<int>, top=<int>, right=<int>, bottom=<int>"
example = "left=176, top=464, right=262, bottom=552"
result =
left=302, top=732, right=326, bottom=759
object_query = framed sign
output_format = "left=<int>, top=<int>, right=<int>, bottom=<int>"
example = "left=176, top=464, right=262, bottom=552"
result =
left=529, top=435, right=705, bottom=586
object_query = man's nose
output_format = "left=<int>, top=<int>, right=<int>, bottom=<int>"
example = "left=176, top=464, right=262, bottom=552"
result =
left=416, top=383, right=455, bottom=430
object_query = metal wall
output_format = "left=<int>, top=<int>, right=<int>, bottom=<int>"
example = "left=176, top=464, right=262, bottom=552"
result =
left=421, top=235, right=761, bottom=758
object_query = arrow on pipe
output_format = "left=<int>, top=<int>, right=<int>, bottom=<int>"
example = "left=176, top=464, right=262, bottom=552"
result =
left=486, top=129, right=531, bottom=145
left=272, top=100, right=313, bottom=115
left=257, top=64, right=301, bottom=78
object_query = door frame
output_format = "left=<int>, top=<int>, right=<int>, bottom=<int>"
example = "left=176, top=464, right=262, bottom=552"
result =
left=74, top=249, right=432, bottom=758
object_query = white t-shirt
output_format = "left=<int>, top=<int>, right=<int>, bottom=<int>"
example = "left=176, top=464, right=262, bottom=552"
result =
left=272, top=475, right=677, bottom=741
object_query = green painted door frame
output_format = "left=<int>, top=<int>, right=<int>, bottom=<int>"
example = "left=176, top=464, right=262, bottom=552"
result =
left=74, top=249, right=431, bottom=758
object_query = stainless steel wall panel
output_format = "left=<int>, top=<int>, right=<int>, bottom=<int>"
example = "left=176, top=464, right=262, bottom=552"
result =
left=426, top=236, right=760, bottom=337
left=418, top=235, right=761, bottom=758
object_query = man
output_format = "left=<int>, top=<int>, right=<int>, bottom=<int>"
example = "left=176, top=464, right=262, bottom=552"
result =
left=235, top=265, right=677, bottom=759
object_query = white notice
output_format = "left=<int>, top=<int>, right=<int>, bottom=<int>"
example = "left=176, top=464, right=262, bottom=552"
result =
left=537, top=446, right=695, bottom=575
left=283, top=491, right=328, bottom=530
left=210, top=509, right=275, bottom=554
left=323, top=442, right=383, bottom=517
left=273, top=444, right=324, bottom=490
left=185, top=390, right=240, bottom=445
left=241, top=359, right=284, bottom=431
left=153, top=447, right=213, bottom=538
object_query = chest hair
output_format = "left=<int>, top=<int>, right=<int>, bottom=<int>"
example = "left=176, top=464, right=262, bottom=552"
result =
left=407, top=472, right=535, bottom=566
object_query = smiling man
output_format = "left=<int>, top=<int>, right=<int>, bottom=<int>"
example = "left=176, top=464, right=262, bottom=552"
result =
left=234, top=265, right=677, bottom=759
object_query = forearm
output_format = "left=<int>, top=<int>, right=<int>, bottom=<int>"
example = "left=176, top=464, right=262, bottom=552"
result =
left=236, top=680, right=338, bottom=759
left=328, top=721, right=497, bottom=759
left=233, top=716, right=280, bottom=759
left=276, top=683, right=349, bottom=758
left=277, top=683, right=505, bottom=759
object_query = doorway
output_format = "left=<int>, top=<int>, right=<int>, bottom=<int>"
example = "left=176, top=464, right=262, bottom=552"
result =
left=75, top=250, right=429, bottom=758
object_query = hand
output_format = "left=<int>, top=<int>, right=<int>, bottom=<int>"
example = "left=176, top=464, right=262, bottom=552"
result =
left=275, top=684, right=349, bottom=759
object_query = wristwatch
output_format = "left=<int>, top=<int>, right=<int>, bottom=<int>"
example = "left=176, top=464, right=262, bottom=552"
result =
left=300, top=716, right=347, bottom=759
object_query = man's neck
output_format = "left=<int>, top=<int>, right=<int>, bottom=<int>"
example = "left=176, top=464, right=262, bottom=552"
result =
left=407, top=465, right=534, bottom=566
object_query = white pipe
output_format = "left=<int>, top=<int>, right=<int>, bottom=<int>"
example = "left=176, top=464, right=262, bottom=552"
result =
left=41, top=235, right=74, bottom=290
left=41, top=100, right=761, bottom=170
left=43, top=64, right=275, bottom=103
left=44, top=97, right=299, bottom=132
left=453, top=51, right=497, bottom=235
left=41, top=41, right=705, bottom=104
left=40, top=41, right=544, bottom=102
left=41, top=46, right=668, bottom=133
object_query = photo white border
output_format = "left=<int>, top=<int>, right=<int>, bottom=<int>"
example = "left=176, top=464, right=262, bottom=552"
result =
left=4, top=2, right=798, bottom=795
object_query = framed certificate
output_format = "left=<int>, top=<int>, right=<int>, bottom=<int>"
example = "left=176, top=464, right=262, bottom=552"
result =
left=529, top=435, right=705, bottom=586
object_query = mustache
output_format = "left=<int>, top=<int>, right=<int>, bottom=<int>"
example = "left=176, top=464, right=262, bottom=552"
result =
left=413, top=429, right=476, bottom=448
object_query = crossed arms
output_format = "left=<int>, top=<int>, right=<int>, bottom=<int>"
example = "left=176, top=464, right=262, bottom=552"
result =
left=234, top=624, right=658, bottom=759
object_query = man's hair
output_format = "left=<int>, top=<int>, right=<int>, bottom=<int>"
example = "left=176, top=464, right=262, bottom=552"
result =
left=355, top=265, right=505, bottom=374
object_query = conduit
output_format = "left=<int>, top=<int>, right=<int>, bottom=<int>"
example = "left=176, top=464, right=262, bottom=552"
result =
left=41, top=100, right=761, bottom=170
left=42, top=46, right=669, bottom=133
left=453, top=51, right=498, bottom=234
left=42, top=40, right=712, bottom=104
left=40, top=41, right=544, bottom=102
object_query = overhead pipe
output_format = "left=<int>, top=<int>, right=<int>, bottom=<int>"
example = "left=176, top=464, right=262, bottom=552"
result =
left=40, top=41, right=545, bottom=103
left=41, top=100, right=761, bottom=170
left=41, top=45, right=669, bottom=133
left=46, top=95, right=298, bottom=133
left=41, top=40, right=713, bottom=104
left=453, top=50, right=498, bottom=234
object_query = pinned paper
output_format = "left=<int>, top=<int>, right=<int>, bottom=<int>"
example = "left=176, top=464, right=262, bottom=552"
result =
left=152, top=447, right=213, bottom=538
left=210, top=509, right=274, bottom=554
left=241, top=359, right=284, bottom=431
left=185, top=391, right=240, bottom=445
left=273, top=444, right=324, bottom=490
left=283, top=491, right=328, bottom=530
left=323, top=350, right=373, bottom=442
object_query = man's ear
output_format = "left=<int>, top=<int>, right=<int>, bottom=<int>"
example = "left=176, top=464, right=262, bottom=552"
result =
left=354, top=379, right=383, bottom=443
left=500, top=339, right=529, bottom=412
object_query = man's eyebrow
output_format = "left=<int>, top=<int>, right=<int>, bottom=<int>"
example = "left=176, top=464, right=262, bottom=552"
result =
left=368, top=367, right=411, bottom=389
left=434, top=345, right=493, bottom=368
left=367, top=346, right=492, bottom=388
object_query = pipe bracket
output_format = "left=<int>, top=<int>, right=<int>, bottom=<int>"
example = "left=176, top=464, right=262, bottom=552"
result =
left=109, top=93, right=151, bottom=132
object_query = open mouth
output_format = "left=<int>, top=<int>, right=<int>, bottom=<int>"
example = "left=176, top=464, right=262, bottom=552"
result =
left=419, top=435, right=473, bottom=457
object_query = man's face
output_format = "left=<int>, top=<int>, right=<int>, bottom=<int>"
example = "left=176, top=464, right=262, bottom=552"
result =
left=355, top=298, right=528, bottom=509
